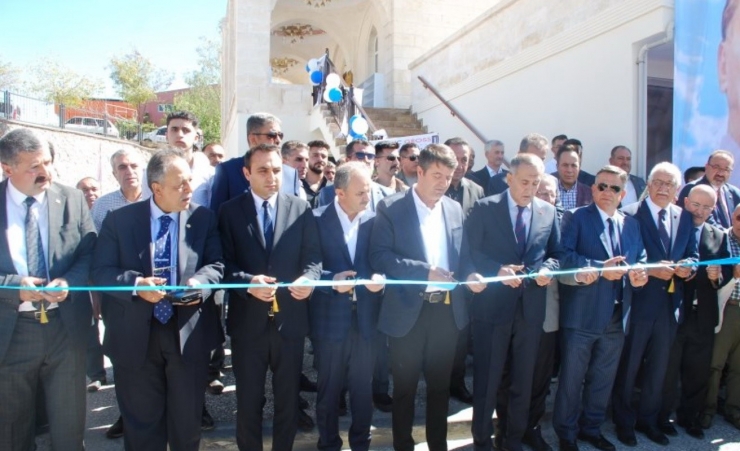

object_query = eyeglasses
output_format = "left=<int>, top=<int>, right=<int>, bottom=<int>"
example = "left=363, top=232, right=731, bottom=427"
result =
left=688, top=201, right=714, bottom=213
left=383, top=155, right=399, bottom=162
left=250, top=131, right=284, bottom=140
left=354, top=152, right=375, bottom=160
left=651, top=179, right=676, bottom=190
left=597, top=183, right=622, bottom=194
left=402, top=155, right=418, bottom=162
left=708, top=163, right=733, bottom=174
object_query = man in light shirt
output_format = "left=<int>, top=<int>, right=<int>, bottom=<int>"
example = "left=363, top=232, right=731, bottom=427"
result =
left=608, top=145, right=646, bottom=207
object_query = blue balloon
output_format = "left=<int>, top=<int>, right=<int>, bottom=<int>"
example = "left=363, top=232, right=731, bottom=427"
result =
left=328, top=88, right=342, bottom=102
left=349, top=114, right=360, bottom=128
left=310, top=70, right=323, bottom=84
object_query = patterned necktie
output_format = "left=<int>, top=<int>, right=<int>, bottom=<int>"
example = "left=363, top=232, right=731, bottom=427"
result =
left=515, top=205, right=527, bottom=256
left=608, top=218, right=623, bottom=301
left=153, top=215, right=173, bottom=324
left=658, top=209, right=671, bottom=256
left=263, top=200, right=274, bottom=254
left=24, top=197, right=47, bottom=278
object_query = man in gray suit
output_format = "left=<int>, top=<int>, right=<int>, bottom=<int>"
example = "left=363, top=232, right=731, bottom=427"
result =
left=0, top=128, right=97, bottom=451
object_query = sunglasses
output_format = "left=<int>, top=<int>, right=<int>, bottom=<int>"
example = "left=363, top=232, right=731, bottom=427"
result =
left=251, top=131, right=284, bottom=140
left=597, top=183, right=622, bottom=194
left=403, top=155, right=418, bottom=161
left=383, top=155, right=399, bottom=162
left=354, top=152, right=375, bottom=160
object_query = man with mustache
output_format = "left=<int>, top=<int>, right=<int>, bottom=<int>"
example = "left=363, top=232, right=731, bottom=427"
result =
left=678, top=150, right=740, bottom=228
left=374, top=141, right=408, bottom=195
left=304, top=140, right=330, bottom=208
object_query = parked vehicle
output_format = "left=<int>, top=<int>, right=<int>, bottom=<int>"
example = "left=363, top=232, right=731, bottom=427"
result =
left=65, top=116, right=120, bottom=138
left=142, top=126, right=168, bottom=143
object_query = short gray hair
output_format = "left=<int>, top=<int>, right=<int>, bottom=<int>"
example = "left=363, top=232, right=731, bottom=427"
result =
left=707, top=149, right=735, bottom=164
left=509, top=152, right=545, bottom=174
left=109, top=148, right=138, bottom=170
left=519, top=133, right=548, bottom=153
left=596, top=165, right=628, bottom=184
left=334, top=161, right=371, bottom=190
left=147, top=148, right=185, bottom=190
left=247, top=113, right=280, bottom=135
left=0, top=128, right=44, bottom=165
left=648, top=162, right=682, bottom=187
left=484, top=140, right=504, bottom=153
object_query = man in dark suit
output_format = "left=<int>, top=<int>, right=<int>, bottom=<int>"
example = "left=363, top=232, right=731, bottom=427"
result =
left=209, top=112, right=305, bottom=214
left=0, top=128, right=96, bottom=451
left=553, top=144, right=592, bottom=211
left=466, top=153, right=563, bottom=451
left=310, top=162, right=385, bottom=451
left=486, top=133, right=549, bottom=196
left=218, top=143, right=322, bottom=451
left=608, top=145, right=646, bottom=207
left=92, top=149, right=224, bottom=451
left=318, top=139, right=386, bottom=211
left=660, top=184, right=731, bottom=438
left=370, top=144, right=485, bottom=451
left=613, top=162, right=699, bottom=447
left=677, top=150, right=740, bottom=228
left=552, top=165, right=648, bottom=451
left=470, top=139, right=507, bottom=188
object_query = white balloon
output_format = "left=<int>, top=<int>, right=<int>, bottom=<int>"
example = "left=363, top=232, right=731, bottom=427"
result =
left=351, top=117, right=369, bottom=135
left=308, top=58, right=321, bottom=72
left=325, top=73, right=341, bottom=88
left=323, top=88, right=333, bottom=103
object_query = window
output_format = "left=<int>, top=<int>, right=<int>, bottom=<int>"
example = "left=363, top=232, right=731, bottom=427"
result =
left=67, top=117, right=82, bottom=125
left=367, top=28, right=378, bottom=74
left=157, top=104, right=173, bottom=113
left=83, top=118, right=97, bottom=126
left=156, top=127, right=166, bottom=136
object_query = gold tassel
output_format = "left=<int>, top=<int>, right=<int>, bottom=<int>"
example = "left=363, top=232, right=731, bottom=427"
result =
left=39, top=303, right=49, bottom=324
left=444, top=291, right=451, bottom=305
left=668, top=278, right=675, bottom=294
left=272, top=296, right=280, bottom=313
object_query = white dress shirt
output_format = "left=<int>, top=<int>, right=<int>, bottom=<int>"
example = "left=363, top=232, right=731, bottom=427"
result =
left=334, top=198, right=365, bottom=263
left=595, top=205, right=622, bottom=257
left=412, top=187, right=450, bottom=291
left=487, top=165, right=504, bottom=177
left=252, top=191, right=278, bottom=239
left=149, top=199, right=179, bottom=285
left=6, top=180, right=54, bottom=312
left=507, top=189, right=531, bottom=240
left=621, top=178, right=638, bottom=206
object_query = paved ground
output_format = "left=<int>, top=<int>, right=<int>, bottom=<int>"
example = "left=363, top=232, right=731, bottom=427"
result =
left=35, top=337, right=740, bottom=451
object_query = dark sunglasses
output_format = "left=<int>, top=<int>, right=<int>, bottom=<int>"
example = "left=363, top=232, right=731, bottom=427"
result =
left=403, top=155, right=418, bottom=161
left=251, top=131, right=284, bottom=140
left=355, top=152, right=375, bottom=160
left=597, top=183, right=622, bottom=194
left=383, top=155, right=399, bottom=162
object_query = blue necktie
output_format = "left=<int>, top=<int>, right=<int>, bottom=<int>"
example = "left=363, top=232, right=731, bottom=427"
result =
left=515, top=205, right=527, bottom=257
left=24, top=197, right=47, bottom=278
left=608, top=218, right=623, bottom=302
left=263, top=200, right=274, bottom=254
left=153, top=215, right=173, bottom=324
left=658, top=209, right=671, bottom=256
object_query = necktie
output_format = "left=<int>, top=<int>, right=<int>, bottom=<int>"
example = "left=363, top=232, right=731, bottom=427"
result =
left=153, top=215, right=173, bottom=324
left=717, top=187, right=730, bottom=228
left=515, top=205, right=527, bottom=256
left=24, top=197, right=47, bottom=278
left=608, top=218, right=623, bottom=302
left=658, top=209, right=671, bottom=256
left=263, top=200, right=274, bottom=254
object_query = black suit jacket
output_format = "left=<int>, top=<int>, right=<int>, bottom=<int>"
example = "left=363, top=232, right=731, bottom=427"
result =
left=677, top=175, right=740, bottom=228
left=466, top=192, right=563, bottom=326
left=218, top=192, right=322, bottom=341
left=91, top=200, right=224, bottom=369
left=0, top=181, right=96, bottom=363
left=470, top=167, right=507, bottom=191
left=685, top=223, right=732, bottom=330
left=446, top=177, right=485, bottom=217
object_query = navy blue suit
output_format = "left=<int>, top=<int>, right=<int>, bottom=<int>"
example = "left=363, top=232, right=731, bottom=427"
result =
left=465, top=192, right=562, bottom=451
left=613, top=200, right=698, bottom=432
left=310, top=205, right=381, bottom=451
left=677, top=175, right=740, bottom=228
left=553, top=204, right=647, bottom=442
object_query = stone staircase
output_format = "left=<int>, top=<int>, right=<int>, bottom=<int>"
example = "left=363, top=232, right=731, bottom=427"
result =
left=363, top=107, right=428, bottom=138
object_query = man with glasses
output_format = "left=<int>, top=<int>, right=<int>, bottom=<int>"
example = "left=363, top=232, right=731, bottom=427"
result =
left=678, top=150, right=740, bottom=228
left=552, top=166, right=648, bottom=451
left=660, top=185, right=731, bottom=438
left=397, top=143, right=420, bottom=186
left=374, top=141, right=408, bottom=195
left=317, top=140, right=386, bottom=213
left=613, top=163, right=698, bottom=447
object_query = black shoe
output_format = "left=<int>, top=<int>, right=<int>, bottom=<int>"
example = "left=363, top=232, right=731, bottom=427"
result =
left=206, top=378, right=224, bottom=395
left=373, top=393, right=393, bottom=413
left=299, top=395, right=309, bottom=410
left=635, top=423, right=669, bottom=446
left=522, top=426, right=552, bottom=451
left=201, top=406, right=215, bottom=431
left=105, top=416, right=124, bottom=439
left=339, top=391, right=348, bottom=416
left=297, top=408, right=315, bottom=431
left=681, top=420, right=705, bottom=439
left=699, top=413, right=713, bottom=429
left=558, top=438, right=579, bottom=451
left=493, top=432, right=505, bottom=450
left=615, top=428, right=637, bottom=447
left=450, top=383, right=473, bottom=405
left=300, top=373, right=317, bottom=392
left=657, top=420, right=678, bottom=437
left=576, top=432, right=615, bottom=451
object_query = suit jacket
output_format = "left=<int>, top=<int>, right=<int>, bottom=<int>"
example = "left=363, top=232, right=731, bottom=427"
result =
left=91, top=200, right=224, bottom=369
left=446, top=177, right=485, bottom=217
left=369, top=191, right=473, bottom=338
left=578, top=170, right=596, bottom=187
left=318, top=181, right=387, bottom=212
left=0, top=181, right=96, bottom=363
left=486, top=171, right=509, bottom=197
left=218, top=192, right=322, bottom=341
left=209, top=156, right=304, bottom=214
left=558, top=204, right=647, bottom=333
left=470, top=166, right=507, bottom=191
left=677, top=175, right=740, bottom=228
left=630, top=174, right=647, bottom=200
left=466, top=192, right=563, bottom=326
left=621, top=201, right=699, bottom=324
left=310, top=205, right=381, bottom=341
left=552, top=176, right=593, bottom=209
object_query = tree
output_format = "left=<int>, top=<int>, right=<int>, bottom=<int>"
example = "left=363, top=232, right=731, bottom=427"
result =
left=26, top=58, right=102, bottom=107
left=0, top=58, right=21, bottom=91
left=174, top=37, right=221, bottom=144
left=110, top=50, right=172, bottom=124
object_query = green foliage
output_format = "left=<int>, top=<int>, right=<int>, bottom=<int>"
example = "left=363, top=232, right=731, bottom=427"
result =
left=26, top=58, right=102, bottom=107
left=0, top=58, right=20, bottom=91
left=110, top=50, right=173, bottom=123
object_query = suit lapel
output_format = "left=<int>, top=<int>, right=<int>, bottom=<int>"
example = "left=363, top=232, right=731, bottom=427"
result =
left=325, top=204, right=354, bottom=267
left=638, top=201, right=666, bottom=258
left=243, top=193, right=267, bottom=251
left=404, top=191, right=426, bottom=262
left=498, top=194, right=519, bottom=254
left=525, top=199, right=545, bottom=255
left=0, top=181, right=15, bottom=274
left=177, top=207, right=192, bottom=285
left=272, top=195, right=290, bottom=251
left=442, top=199, right=458, bottom=269
left=46, top=184, right=64, bottom=275
left=670, top=204, right=680, bottom=251
left=587, top=204, right=612, bottom=257
left=133, top=201, right=153, bottom=275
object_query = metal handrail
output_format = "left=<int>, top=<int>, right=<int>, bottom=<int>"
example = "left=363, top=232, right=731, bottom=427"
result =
left=417, top=75, right=487, bottom=143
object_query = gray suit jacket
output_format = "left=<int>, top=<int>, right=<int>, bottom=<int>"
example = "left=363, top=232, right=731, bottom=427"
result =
left=0, top=181, right=97, bottom=362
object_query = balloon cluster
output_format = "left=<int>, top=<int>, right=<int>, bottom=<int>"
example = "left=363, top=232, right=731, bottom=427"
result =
left=323, top=74, right=343, bottom=103
left=306, top=57, right=324, bottom=84
left=348, top=114, right=369, bottom=140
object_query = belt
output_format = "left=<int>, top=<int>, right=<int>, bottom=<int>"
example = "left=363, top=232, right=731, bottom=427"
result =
left=728, top=299, right=740, bottom=307
left=420, top=291, right=448, bottom=304
left=18, top=308, right=60, bottom=321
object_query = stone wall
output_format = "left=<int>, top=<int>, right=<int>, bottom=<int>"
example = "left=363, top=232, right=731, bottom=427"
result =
left=0, top=119, right=155, bottom=194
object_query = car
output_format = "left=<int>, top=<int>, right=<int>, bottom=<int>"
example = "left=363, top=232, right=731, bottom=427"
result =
left=64, top=116, right=120, bottom=138
left=142, top=126, right=167, bottom=144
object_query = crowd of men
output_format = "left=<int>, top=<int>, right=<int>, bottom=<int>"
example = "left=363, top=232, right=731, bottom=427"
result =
left=2, top=109, right=740, bottom=451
